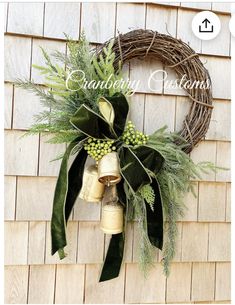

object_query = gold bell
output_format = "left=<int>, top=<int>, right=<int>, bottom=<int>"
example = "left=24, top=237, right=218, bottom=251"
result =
left=100, top=186, right=123, bottom=234
left=98, top=152, right=121, bottom=185
left=79, top=165, right=105, bottom=202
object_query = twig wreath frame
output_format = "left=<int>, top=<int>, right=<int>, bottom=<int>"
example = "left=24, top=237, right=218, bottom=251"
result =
left=98, top=29, right=213, bottom=153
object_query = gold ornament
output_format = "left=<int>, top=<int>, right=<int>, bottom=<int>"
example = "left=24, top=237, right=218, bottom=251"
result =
left=79, top=165, right=105, bottom=202
left=100, top=185, right=123, bottom=234
left=98, top=152, right=121, bottom=185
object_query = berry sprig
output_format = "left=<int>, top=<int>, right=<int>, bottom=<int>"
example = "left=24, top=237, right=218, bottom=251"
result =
left=122, top=121, right=149, bottom=146
left=84, top=138, right=116, bottom=161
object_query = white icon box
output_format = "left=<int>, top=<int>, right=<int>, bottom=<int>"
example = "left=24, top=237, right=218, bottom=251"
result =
left=192, top=11, right=221, bottom=41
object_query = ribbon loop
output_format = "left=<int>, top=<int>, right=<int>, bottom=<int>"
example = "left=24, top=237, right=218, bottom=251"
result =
left=70, top=104, right=114, bottom=139
left=102, top=94, right=129, bottom=137
left=70, top=94, right=129, bottom=139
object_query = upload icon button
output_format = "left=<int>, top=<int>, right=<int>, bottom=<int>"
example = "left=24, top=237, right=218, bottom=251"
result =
left=192, top=11, right=221, bottom=40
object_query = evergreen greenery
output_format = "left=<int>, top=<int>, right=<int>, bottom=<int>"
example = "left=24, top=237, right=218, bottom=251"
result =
left=139, top=184, right=155, bottom=211
left=123, top=126, right=220, bottom=277
left=146, top=126, right=218, bottom=276
left=124, top=181, right=155, bottom=276
left=16, top=33, right=130, bottom=144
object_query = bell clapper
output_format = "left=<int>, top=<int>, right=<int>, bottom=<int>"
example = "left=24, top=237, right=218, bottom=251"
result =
left=106, top=177, right=111, bottom=187
left=110, top=184, right=118, bottom=203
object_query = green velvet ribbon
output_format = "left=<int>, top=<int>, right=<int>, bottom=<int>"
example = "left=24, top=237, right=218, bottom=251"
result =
left=51, top=93, right=165, bottom=281
left=99, top=233, right=125, bottom=281
left=120, top=146, right=164, bottom=249
left=51, top=140, right=87, bottom=257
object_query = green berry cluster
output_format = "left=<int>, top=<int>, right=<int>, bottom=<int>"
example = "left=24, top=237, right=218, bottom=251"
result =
left=84, top=138, right=116, bottom=161
left=122, top=121, right=149, bottom=146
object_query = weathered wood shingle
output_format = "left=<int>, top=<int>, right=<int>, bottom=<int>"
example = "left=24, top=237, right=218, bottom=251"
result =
left=82, top=3, right=116, bottom=43
left=7, top=3, right=44, bottom=36
left=44, top=3, right=80, bottom=39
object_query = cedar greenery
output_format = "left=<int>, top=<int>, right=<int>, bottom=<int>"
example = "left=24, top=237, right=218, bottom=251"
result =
left=139, top=184, right=155, bottom=211
left=16, top=33, right=130, bottom=144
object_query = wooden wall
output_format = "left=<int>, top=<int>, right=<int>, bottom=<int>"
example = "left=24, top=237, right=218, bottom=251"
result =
left=4, top=2, right=231, bottom=304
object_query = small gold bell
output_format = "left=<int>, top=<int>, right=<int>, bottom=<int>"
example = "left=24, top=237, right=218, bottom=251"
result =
left=98, top=152, right=121, bottom=185
left=79, top=165, right=105, bottom=202
left=100, top=186, right=123, bottom=234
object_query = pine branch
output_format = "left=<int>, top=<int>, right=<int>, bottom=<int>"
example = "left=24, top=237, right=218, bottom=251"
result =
left=124, top=181, right=155, bottom=277
left=147, top=126, right=224, bottom=276
left=15, top=80, right=56, bottom=108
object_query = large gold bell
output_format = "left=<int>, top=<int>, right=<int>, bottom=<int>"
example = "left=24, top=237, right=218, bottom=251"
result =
left=100, top=185, right=123, bottom=234
left=100, top=202, right=124, bottom=234
left=98, top=152, right=121, bottom=185
left=79, top=165, right=105, bottom=202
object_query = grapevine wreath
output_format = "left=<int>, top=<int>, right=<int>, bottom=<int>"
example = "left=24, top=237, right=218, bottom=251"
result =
left=18, top=29, right=218, bottom=282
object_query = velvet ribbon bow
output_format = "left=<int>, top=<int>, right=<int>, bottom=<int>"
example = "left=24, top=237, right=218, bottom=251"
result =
left=51, top=94, right=165, bottom=282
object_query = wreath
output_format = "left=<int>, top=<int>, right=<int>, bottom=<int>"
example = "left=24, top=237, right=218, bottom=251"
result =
left=100, top=29, right=213, bottom=153
left=18, top=30, right=218, bottom=282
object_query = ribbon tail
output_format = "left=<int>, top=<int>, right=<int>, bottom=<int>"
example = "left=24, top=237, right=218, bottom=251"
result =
left=146, top=178, right=164, bottom=250
left=127, top=146, right=164, bottom=249
left=99, top=181, right=126, bottom=282
left=64, top=148, right=87, bottom=222
left=51, top=141, right=87, bottom=257
left=99, top=233, right=124, bottom=282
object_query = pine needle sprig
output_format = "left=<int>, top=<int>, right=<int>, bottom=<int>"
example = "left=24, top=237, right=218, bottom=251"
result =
left=124, top=181, right=155, bottom=277
left=15, top=80, right=57, bottom=108
left=147, top=126, right=224, bottom=275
